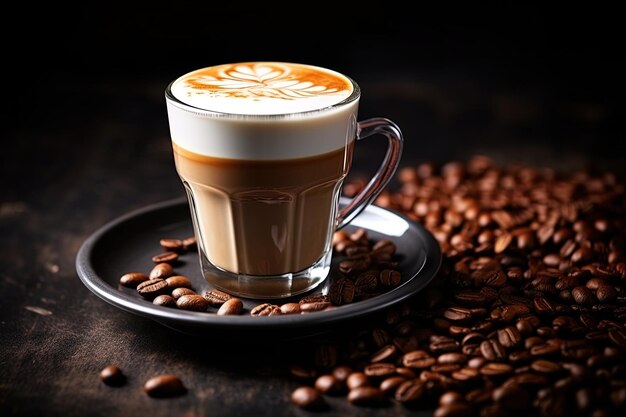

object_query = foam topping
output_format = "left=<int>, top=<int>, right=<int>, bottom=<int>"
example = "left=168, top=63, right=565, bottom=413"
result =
left=169, top=62, right=354, bottom=115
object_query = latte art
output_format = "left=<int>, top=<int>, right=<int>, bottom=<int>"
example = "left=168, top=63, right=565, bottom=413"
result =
left=170, top=62, right=354, bottom=115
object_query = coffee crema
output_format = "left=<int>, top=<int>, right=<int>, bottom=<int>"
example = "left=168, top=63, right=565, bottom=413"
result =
left=169, top=62, right=354, bottom=115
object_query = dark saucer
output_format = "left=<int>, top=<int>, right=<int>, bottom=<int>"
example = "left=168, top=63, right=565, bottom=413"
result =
left=76, top=197, right=441, bottom=340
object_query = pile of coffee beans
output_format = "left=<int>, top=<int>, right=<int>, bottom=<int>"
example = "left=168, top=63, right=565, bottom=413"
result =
left=290, top=155, right=626, bottom=416
left=118, top=231, right=404, bottom=315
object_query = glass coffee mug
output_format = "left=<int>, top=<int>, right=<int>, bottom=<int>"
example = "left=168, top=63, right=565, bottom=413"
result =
left=165, top=62, right=403, bottom=298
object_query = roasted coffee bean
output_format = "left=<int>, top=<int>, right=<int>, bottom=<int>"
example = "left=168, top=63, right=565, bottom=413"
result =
left=472, top=268, right=507, bottom=288
left=217, top=298, right=243, bottom=315
left=379, top=269, right=401, bottom=286
left=608, top=327, right=626, bottom=348
left=314, top=374, right=343, bottom=395
left=439, top=391, right=464, bottom=405
left=181, top=236, right=197, bottom=250
left=494, top=233, right=513, bottom=254
left=529, top=343, right=560, bottom=356
left=394, top=379, right=425, bottom=403
left=497, top=326, right=522, bottom=348
left=149, top=263, right=174, bottom=279
left=339, top=254, right=371, bottom=274
left=159, top=238, right=185, bottom=252
left=596, top=285, right=617, bottom=303
left=380, top=376, right=407, bottom=395
left=355, top=270, right=379, bottom=295
left=151, top=251, right=179, bottom=264
left=347, top=372, right=370, bottom=390
left=371, top=328, right=391, bottom=348
left=438, top=353, right=467, bottom=365
left=373, top=239, right=396, bottom=256
left=403, top=350, right=435, bottom=369
left=480, top=363, right=513, bottom=376
left=315, top=344, right=338, bottom=369
left=572, top=286, right=595, bottom=305
left=291, top=386, right=326, bottom=410
left=443, top=307, right=473, bottom=322
left=99, top=365, right=125, bottom=386
left=332, top=365, right=352, bottom=382
left=395, top=367, right=417, bottom=379
left=300, top=301, right=331, bottom=312
left=136, top=278, right=168, bottom=298
left=451, top=367, right=480, bottom=382
left=364, top=363, right=396, bottom=378
left=171, top=288, right=196, bottom=299
left=289, top=365, right=318, bottom=381
left=430, top=339, right=460, bottom=353
left=144, top=374, right=186, bottom=398
left=280, top=303, right=301, bottom=315
left=153, top=294, right=176, bottom=307
left=165, top=275, right=192, bottom=289
left=348, top=386, right=385, bottom=406
left=203, top=289, right=232, bottom=307
left=480, top=339, right=506, bottom=361
left=531, top=359, right=562, bottom=374
left=176, top=294, right=209, bottom=311
left=119, top=272, right=149, bottom=288
left=250, top=303, right=281, bottom=316
left=534, top=297, right=556, bottom=315
left=369, top=344, right=397, bottom=363
left=329, top=277, right=355, bottom=306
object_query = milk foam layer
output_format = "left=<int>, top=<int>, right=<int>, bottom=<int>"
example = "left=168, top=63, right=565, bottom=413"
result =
left=170, top=62, right=354, bottom=115
left=166, top=63, right=360, bottom=161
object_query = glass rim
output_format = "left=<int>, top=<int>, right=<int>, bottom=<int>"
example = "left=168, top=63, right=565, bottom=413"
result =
left=164, top=67, right=361, bottom=120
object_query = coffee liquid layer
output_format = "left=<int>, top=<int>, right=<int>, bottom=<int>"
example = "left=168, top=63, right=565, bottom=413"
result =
left=174, top=145, right=353, bottom=275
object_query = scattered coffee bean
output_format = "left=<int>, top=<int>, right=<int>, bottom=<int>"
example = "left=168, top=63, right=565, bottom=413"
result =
left=379, top=269, right=401, bottom=287
left=171, top=287, right=196, bottom=299
left=159, top=238, right=185, bottom=252
left=250, top=303, right=282, bottom=316
left=165, top=275, right=193, bottom=289
left=329, top=278, right=355, bottom=306
left=119, top=272, right=149, bottom=288
left=347, top=386, right=385, bottom=406
left=151, top=251, right=179, bottom=264
left=143, top=374, right=186, bottom=398
left=300, top=301, right=331, bottom=312
left=380, top=376, right=407, bottom=395
left=181, top=236, right=197, bottom=251
left=136, top=279, right=168, bottom=298
left=176, top=294, right=209, bottom=312
left=99, top=365, right=125, bottom=386
left=347, top=372, right=370, bottom=390
left=394, top=379, right=425, bottom=404
left=203, top=289, right=232, bottom=307
left=153, top=294, right=176, bottom=307
left=280, top=303, right=301, bottom=315
left=314, top=374, right=343, bottom=395
left=217, top=298, right=243, bottom=315
left=149, top=263, right=174, bottom=279
left=291, top=386, right=326, bottom=410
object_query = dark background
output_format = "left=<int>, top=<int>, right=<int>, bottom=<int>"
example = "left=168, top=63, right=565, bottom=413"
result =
left=1, top=4, right=624, bottom=417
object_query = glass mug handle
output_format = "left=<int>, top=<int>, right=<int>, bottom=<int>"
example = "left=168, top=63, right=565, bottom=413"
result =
left=336, top=117, right=404, bottom=229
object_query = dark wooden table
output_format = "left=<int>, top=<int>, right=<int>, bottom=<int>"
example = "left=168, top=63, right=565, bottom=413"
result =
left=1, top=8, right=624, bottom=416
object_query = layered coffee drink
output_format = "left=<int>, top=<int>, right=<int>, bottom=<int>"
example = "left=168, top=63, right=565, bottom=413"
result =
left=166, top=62, right=359, bottom=287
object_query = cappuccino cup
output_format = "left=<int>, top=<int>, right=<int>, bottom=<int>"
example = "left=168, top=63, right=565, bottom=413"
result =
left=165, top=62, right=403, bottom=298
